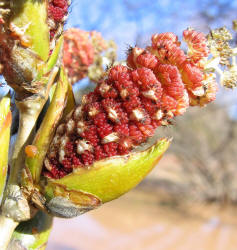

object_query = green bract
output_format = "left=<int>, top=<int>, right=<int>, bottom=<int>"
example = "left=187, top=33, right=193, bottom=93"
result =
left=26, top=68, right=70, bottom=183
left=42, top=138, right=170, bottom=217
left=0, top=96, right=11, bottom=203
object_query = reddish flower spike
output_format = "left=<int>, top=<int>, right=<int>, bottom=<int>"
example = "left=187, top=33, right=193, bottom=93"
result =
left=44, top=29, right=217, bottom=179
left=183, top=28, right=210, bottom=64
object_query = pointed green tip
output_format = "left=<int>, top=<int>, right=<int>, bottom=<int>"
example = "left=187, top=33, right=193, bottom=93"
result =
left=44, top=138, right=171, bottom=216
left=26, top=68, right=69, bottom=184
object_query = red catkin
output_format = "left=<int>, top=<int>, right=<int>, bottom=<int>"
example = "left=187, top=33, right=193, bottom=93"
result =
left=43, top=29, right=218, bottom=179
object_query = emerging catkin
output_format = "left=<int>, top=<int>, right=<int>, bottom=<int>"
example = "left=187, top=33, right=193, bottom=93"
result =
left=43, top=29, right=218, bottom=179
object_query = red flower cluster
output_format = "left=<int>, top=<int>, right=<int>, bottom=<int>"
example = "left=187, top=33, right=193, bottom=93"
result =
left=48, top=0, right=69, bottom=40
left=63, top=28, right=94, bottom=84
left=63, top=28, right=107, bottom=84
left=43, top=29, right=218, bottom=179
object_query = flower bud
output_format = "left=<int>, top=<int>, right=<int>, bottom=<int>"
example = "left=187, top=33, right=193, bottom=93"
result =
left=0, top=0, right=68, bottom=100
left=0, top=0, right=50, bottom=97
left=25, top=30, right=217, bottom=218
left=42, top=138, right=170, bottom=218
left=63, top=28, right=116, bottom=84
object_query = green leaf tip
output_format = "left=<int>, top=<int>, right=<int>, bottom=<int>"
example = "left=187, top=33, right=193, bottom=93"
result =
left=43, top=138, right=171, bottom=213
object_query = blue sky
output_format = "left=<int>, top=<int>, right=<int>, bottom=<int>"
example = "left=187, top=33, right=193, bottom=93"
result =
left=67, top=0, right=237, bottom=59
left=67, top=0, right=237, bottom=118
left=1, top=0, right=236, bottom=117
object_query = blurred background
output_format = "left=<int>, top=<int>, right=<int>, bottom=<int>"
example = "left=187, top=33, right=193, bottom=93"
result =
left=1, top=0, right=237, bottom=249
left=47, top=0, right=237, bottom=249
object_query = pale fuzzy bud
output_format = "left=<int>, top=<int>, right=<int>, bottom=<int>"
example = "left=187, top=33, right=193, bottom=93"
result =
left=108, top=108, right=119, bottom=123
left=66, top=119, right=75, bottom=134
left=77, top=121, right=86, bottom=135
left=60, top=135, right=69, bottom=149
left=99, top=82, right=111, bottom=96
left=76, top=140, right=93, bottom=154
left=102, top=132, right=119, bottom=144
left=130, top=108, right=145, bottom=122
left=142, top=90, right=158, bottom=101
left=120, top=89, right=129, bottom=99
left=153, top=110, right=164, bottom=120
left=73, top=106, right=83, bottom=120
